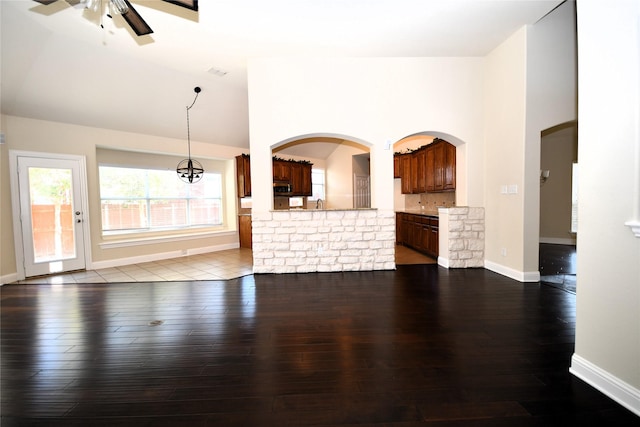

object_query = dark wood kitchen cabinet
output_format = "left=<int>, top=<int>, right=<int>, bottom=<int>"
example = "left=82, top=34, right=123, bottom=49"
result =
left=414, top=147, right=426, bottom=193
left=393, top=154, right=401, bottom=178
left=299, top=163, right=312, bottom=196
left=238, top=215, right=252, bottom=249
left=443, top=142, right=456, bottom=191
left=236, top=154, right=251, bottom=198
left=287, top=162, right=312, bottom=196
left=426, top=139, right=456, bottom=192
left=400, top=154, right=413, bottom=194
left=273, top=160, right=292, bottom=182
left=396, top=212, right=438, bottom=258
left=397, top=139, right=454, bottom=194
left=236, top=155, right=313, bottom=197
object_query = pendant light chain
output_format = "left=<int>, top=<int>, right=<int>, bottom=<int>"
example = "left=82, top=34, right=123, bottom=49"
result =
left=186, top=87, right=200, bottom=160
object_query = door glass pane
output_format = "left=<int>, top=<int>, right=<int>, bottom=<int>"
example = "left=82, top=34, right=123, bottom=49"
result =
left=28, top=167, right=76, bottom=262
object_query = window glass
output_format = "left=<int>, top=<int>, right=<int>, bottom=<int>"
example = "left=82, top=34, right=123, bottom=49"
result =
left=99, top=166, right=223, bottom=233
left=308, top=169, right=325, bottom=202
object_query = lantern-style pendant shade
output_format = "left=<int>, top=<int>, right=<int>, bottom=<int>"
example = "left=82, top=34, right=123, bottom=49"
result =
left=177, top=158, right=204, bottom=184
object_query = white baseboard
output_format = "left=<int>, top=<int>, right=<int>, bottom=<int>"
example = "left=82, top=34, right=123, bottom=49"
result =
left=1, top=272, right=18, bottom=286
left=437, top=256, right=449, bottom=268
left=484, top=260, right=540, bottom=282
left=90, top=243, right=240, bottom=270
left=570, top=354, right=640, bottom=417
left=540, top=237, right=577, bottom=245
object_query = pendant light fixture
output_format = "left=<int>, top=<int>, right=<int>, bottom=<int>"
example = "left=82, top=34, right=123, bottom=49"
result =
left=177, top=87, right=204, bottom=184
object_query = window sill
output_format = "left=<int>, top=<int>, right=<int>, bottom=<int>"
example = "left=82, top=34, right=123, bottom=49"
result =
left=99, top=229, right=236, bottom=249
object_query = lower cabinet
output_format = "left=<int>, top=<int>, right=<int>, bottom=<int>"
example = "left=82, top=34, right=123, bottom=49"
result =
left=239, top=215, right=252, bottom=249
left=396, top=212, right=438, bottom=258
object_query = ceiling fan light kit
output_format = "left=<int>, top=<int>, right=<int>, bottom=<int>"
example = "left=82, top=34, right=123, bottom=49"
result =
left=32, top=0, right=198, bottom=37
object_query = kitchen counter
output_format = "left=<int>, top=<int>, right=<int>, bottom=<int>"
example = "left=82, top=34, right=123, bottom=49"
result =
left=277, top=208, right=378, bottom=212
left=396, top=209, right=440, bottom=217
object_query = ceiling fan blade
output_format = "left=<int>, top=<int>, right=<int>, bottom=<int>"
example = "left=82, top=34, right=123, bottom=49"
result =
left=161, top=0, right=198, bottom=11
left=121, top=0, right=153, bottom=36
left=33, top=0, right=83, bottom=6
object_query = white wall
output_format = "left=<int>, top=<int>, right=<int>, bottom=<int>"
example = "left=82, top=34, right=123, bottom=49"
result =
left=325, top=143, right=368, bottom=209
left=483, top=27, right=529, bottom=279
left=483, top=0, right=577, bottom=281
left=540, top=124, right=578, bottom=243
left=570, top=0, right=640, bottom=415
left=247, top=57, right=485, bottom=215
left=524, top=0, right=578, bottom=273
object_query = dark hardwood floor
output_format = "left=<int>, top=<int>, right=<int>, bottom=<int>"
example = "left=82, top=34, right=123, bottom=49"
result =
left=539, top=243, right=577, bottom=294
left=2, top=265, right=636, bottom=426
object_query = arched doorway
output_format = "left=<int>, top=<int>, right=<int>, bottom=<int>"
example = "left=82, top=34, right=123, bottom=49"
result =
left=392, top=132, right=466, bottom=266
left=271, top=134, right=371, bottom=211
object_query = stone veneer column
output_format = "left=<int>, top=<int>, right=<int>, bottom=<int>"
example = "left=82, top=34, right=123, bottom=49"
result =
left=251, top=209, right=396, bottom=274
left=438, top=207, right=485, bottom=268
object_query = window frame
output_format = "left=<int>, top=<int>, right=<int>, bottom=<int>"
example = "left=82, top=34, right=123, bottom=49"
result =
left=307, top=168, right=326, bottom=202
left=98, top=165, right=224, bottom=236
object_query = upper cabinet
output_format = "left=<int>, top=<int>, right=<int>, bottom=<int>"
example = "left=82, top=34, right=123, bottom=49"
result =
left=400, top=153, right=413, bottom=194
left=236, top=155, right=313, bottom=198
left=236, top=154, right=251, bottom=198
left=298, top=163, right=313, bottom=196
left=393, top=154, right=401, bottom=178
left=273, top=160, right=292, bottom=182
left=397, top=139, right=456, bottom=194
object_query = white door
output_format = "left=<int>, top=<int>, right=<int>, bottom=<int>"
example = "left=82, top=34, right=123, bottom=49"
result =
left=353, top=174, right=371, bottom=209
left=15, top=155, right=87, bottom=277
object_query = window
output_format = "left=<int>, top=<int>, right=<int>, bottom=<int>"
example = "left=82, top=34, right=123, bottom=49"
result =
left=308, top=168, right=325, bottom=202
left=99, top=166, right=223, bottom=234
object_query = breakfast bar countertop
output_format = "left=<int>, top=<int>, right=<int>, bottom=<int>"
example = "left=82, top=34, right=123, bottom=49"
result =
left=395, top=209, right=440, bottom=217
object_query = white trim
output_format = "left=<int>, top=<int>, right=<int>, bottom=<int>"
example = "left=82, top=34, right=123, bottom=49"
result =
left=570, top=354, right=640, bottom=417
left=91, top=243, right=240, bottom=270
left=99, top=230, right=236, bottom=250
left=484, top=260, right=540, bottom=282
left=1, top=273, right=19, bottom=286
left=625, top=220, right=640, bottom=238
left=8, top=150, right=92, bottom=281
left=539, top=237, right=577, bottom=245
left=437, top=256, right=450, bottom=268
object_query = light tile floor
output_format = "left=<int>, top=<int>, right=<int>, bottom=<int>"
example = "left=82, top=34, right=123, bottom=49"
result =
left=14, top=245, right=435, bottom=285
left=14, top=248, right=255, bottom=285
left=394, top=245, right=437, bottom=265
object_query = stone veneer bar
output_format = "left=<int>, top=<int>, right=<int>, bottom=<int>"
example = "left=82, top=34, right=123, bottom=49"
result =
left=251, top=209, right=396, bottom=274
left=437, top=207, right=485, bottom=268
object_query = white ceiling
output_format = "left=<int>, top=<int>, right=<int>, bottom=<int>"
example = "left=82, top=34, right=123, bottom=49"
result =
left=1, top=0, right=563, bottom=153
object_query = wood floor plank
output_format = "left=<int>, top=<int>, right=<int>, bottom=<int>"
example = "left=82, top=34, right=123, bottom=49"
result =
left=2, top=265, right=638, bottom=426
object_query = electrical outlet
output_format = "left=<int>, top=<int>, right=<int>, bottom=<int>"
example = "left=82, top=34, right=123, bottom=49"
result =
left=500, top=248, right=507, bottom=257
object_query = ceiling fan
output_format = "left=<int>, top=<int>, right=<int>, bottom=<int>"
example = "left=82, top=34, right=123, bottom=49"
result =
left=32, top=0, right=198, bottom=37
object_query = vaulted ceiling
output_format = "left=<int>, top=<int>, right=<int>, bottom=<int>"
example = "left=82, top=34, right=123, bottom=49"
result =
left=1, top=0, right=564, bottom=152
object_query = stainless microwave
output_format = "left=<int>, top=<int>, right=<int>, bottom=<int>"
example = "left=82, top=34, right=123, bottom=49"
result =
left=273, top=181, right=292, bottom=195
